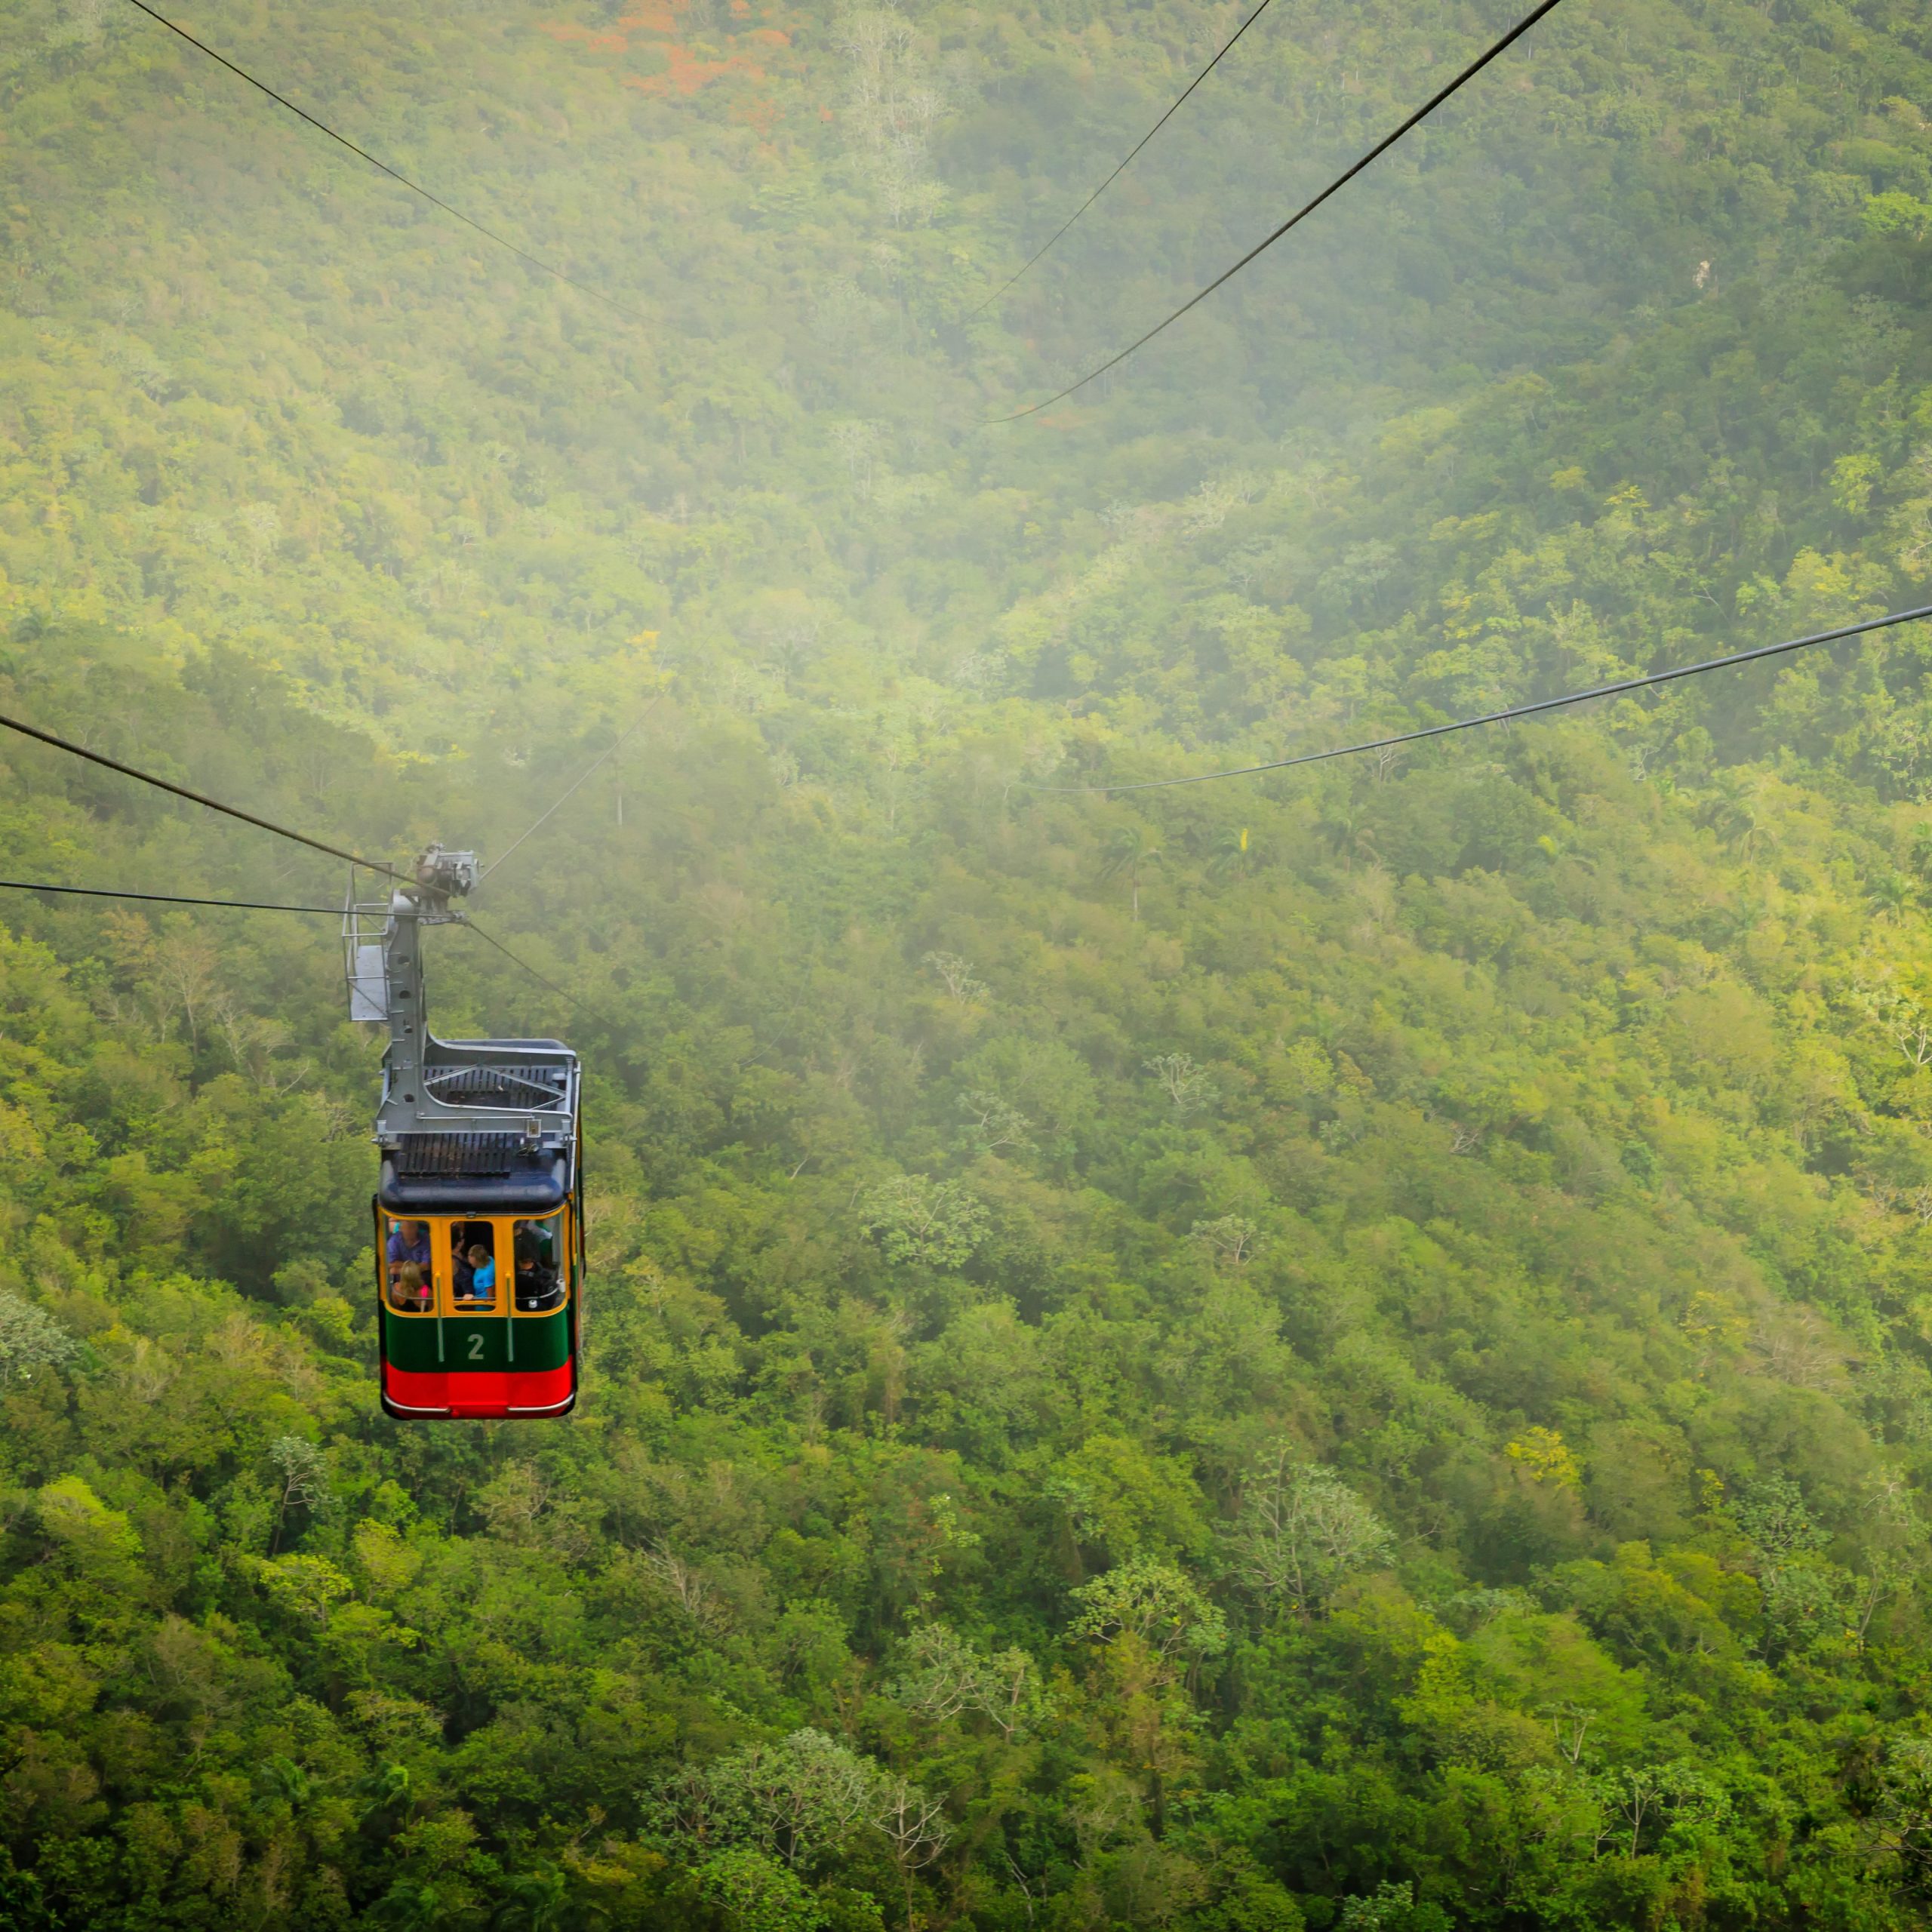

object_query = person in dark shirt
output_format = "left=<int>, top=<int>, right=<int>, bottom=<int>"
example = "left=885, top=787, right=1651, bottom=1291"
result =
left=450, top=1221, right=491, bottom=1300
left=513, top=1220, right=562, bottom=1308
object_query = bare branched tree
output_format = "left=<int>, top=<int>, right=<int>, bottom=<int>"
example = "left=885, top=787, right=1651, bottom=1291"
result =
left=872, top=1773, right=950, bottom=1924
left=1146, top=1053, right=1217, bottom=1116
left=923, top=950, right=989, bottom=1004
left=268, top=1436, right=329, bottom=1555
left=638, top=1543, right=724, bottom=1632
left=1189, top=1214, right=1258, bottom=1266
left=1226, top=1443, right=1394, bottom=1617
left=961, top=1090, right=1034, bottom=1156
left=891, top=1623, right=1042, bottom=1740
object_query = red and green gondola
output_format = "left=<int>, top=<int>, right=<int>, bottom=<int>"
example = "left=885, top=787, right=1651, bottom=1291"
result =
left=349, top=848, right=586, bottom=1421
left=375, top=1194, right=583, bottom=1421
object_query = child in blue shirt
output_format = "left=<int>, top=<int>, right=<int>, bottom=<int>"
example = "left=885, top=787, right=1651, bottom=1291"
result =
left=465, top=1244, right=496, bottom=1300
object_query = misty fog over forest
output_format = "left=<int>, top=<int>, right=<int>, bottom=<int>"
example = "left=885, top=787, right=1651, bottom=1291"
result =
left=6, top=0, right=1932, bottom=1924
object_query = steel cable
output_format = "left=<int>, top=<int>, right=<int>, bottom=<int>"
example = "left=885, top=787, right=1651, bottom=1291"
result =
left=478, top=701, right=660, bottom=890
left=1023, top=601, right=1932, bottom=795
left=120, top=0, right=649, bottom=326
left=996, top=0, right=1571, bottom=423
left=0, top=878, right=345, bottom=913
left=971, top=0, right=1283, bottom=315
left=460, top=920, right=578, bottom=1005
left=0, top=709, right=401, bottom=875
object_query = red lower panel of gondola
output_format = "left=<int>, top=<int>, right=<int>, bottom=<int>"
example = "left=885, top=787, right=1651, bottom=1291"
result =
left=382, top=1360, right=576, bottom=1419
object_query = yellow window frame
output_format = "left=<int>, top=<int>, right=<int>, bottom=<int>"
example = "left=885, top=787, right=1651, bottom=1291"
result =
left=382, top=1208, right=572, bottom=1319
left=381, top=1216, right=438, bottom=1319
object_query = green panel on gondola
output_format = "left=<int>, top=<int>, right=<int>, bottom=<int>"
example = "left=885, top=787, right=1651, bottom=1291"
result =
left=509, top=1308, right=572, bottom=1371
left=380, top=1306, right=570, bottom=1374
left=381, top=1308, right=457, bottom=1373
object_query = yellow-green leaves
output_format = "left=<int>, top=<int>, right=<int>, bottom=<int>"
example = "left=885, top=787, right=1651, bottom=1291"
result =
left=1506, top=1427, right=1583, bottom=1492
left=246, top=1552, right=352, bottom=1626
left=37, top=1474, right=141, bottom=1581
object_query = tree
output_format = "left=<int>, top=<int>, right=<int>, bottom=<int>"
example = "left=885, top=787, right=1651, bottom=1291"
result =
left=1587, top=1761, right=1727, bottom=1860
left=0, top=1294, right=78, bottom=1385
left=1145, top=1053, right=1217, bottom=1116
left=150, top=928, right=222, bottom=1049
left=1207, top=826, right=1252, bottom=879
left=890, top=1623, right=1044, bottom=1740
left=1734, top=1476, right=1829, bottom=1564
left=1068, top=1557, right=1227, bottom=1667
left=1505, top=1427, right=1582, bottom=1491
left=1100, top=826, right=1162, bottom=920
left=870, top=1775, right=949, bottom=1926
left=369, top=1879, right=452, bottom=1930
left=857, top=1176, right=988, bottom=1269
left=922, top=952, right=988, bottom=1003
left=1868, top=1734, right=1932, bottom=1879
left=959, top=1089, right=1034, bottom=1156
left=837, top=9, right=943, bottom=226
left=1850, top=1471, right=1930, bottom=1645
left=491, top=1866, right=574, bottom=1932
left=254, top=1754, right=311, bottom=1810
left=1226, top=1446, right=1395, bottom=1616
left=651, top=1730, right=879, bottom=1874
left=1189, top=1214, right=1258, bottom=1266
left=1855, top=974, right=1932, bottom=1069
left=1338, top=1881, right=1451, bottom=1932
left=692, top=1847, right=828, bottom=1932
left=1537, top=1702, right=1598, bottom=1766
left=1863, top=190, right=1932, bottom=239
left=638, top=1543, right=724, bottom=1631
left=268, top=1435, right=330, bottom=1554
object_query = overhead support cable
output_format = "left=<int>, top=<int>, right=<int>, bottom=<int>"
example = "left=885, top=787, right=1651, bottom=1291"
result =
left=996, top=0, right=1571, bottom=423
left=971, top=0, right=1281, bottom=314
left=1025, top=602, right=1932, bottom=795
left=0, top=878, right=346, bottom=913
left=0, top=883, right=577, bottom=1014
left=461, top=920, right=577, bottom=1005
left=0, top=882, right=577, bottom=1010
left=0, top=709, right=401, bottom=875
left=478, top=700, right=660, bottom=890
left=119, top=0, right=649, bottom=326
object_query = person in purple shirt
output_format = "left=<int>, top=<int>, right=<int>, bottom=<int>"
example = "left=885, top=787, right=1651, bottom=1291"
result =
left=386, top=1220, right=430, bottom=1295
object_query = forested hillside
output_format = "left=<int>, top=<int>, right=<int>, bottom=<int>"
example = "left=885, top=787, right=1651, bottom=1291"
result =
left=6, top=0, right=1932, bottom=1924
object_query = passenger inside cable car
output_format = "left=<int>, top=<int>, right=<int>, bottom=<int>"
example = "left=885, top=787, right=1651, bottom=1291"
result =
left=389, top=1260, right=432, bottom=1313
left=386, top=1218, right=430, bottom=1295
left=451, top=1220, right=496, bottom=1304
left=514, top=1218, right=564, bottom=1309
left=374, top=1203, right=577, bottom=1419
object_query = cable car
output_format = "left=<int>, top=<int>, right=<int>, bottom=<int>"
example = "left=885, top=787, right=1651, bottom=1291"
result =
left=346, top=848, right=583, bottom=1420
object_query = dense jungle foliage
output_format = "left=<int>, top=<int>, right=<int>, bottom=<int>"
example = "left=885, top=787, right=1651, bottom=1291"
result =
left=8, top=0, right=1932, bottom=1923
